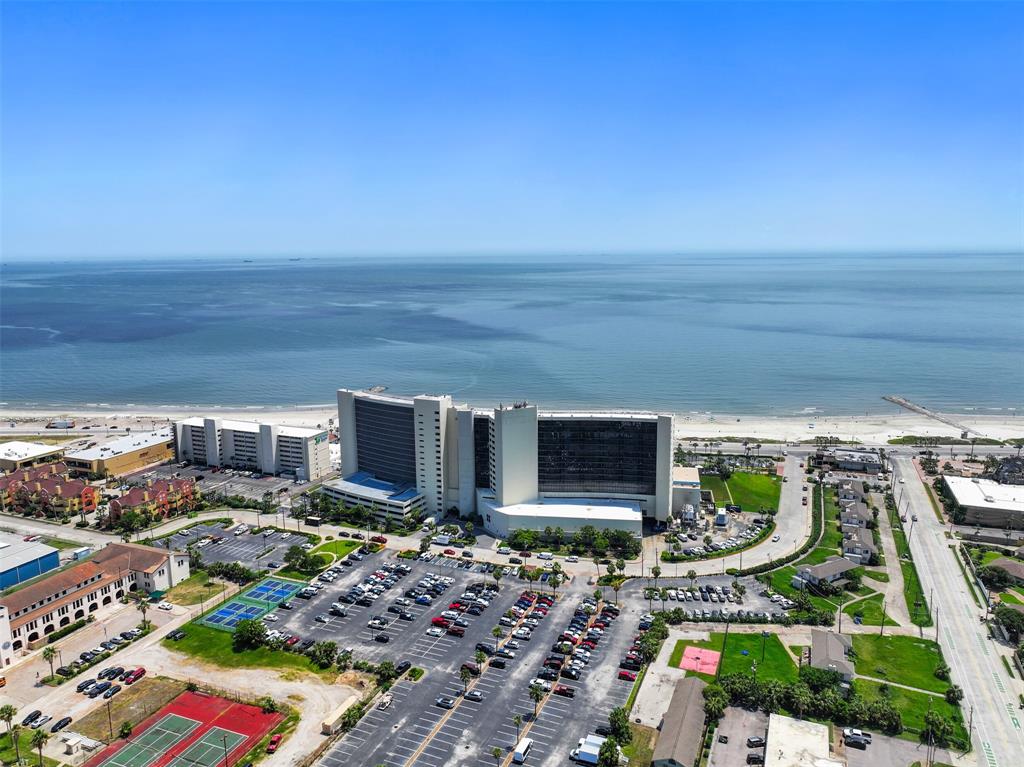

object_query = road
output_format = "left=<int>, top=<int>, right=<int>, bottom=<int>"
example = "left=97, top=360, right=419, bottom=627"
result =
left=891, top=455, right=1023, bottom=767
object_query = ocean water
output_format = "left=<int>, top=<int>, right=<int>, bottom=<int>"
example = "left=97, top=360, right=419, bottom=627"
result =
left=1, top=254, right=1021, bottom=415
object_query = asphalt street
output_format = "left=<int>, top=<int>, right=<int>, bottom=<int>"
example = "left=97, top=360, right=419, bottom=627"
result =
left=892, top=455, right=1023, bottom=767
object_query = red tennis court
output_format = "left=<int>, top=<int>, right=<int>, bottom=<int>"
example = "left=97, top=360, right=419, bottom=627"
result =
left=84, top=691, right=283, bottom=767
left=678, top=645, right=721, bottom=675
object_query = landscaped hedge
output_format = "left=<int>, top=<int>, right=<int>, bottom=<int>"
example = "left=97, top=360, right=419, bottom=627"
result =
left=47, top=618, right=87, bottom=644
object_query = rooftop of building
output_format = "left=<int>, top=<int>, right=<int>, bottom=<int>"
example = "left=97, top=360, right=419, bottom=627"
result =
left=844, top=527, right=876, bottom=550
left=765, top=713, right=843, bottom=767
left=651, top=677, right=706, bottom=767
left=672, top=466, right=701, bottom=485
left=0, top=441, right=65, bottom=463
left=799, top=556, right=858, bottom=579
left=178, top=417, right=324, bottom=438
left=990, top=557, right=1024, bottom=581
left=66, top=429, right=173, bottom=462
left=0, top=533, right=59, bottom=573
left=324, top=471, right=422, bottom=504
left=944, top=475, right=1024, bottom=513
left=809, top=629, right=854, bottom=677
left=480, top=495, right=642, bottom=523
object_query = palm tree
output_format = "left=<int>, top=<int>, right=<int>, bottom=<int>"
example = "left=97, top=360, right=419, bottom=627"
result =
left=492, top=626, right=503, bottom=651
left=0, top=705, right=18, bottom=761
left=41, top=646, right=57, bottom=680
left=528, top=684, right=545, bottom=718
left=10, top=724, right=23, bottom=764
left=512, top=714, right=522, bottom=742
left=687, top=569, right=697, bottom=589
left=611, top=577, right=624, bottom=605
left=460, top=667, right=472, bottom=695
left=135, top=597, right=150, bottom=630
left=491, top=746, right=503, bottom=767
left=651, top=565, right=661, bottom=592
left=492, top=568, right=503, bottom=590
left=474, top=649, right=487, bottom=668
left=30, top=727, right=49, bottom=767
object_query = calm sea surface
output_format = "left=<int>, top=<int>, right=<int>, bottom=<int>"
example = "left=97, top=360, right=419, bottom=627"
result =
left=1, top=254, right=1021, bottom=415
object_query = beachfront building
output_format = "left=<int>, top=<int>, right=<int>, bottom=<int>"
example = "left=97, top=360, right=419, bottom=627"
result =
left=174, top=417, right=330, bottom=481
left=0, top=461, right=99, bottom=519
left=811, top=447, right=884, bottom=474
left=0, top=440, right=66, bottom=472
left=671, top=466, right=702, bottom=523
left=329, top=387, right=674, bottom=535
left=942, top=475, right=1024, bottom=530
left=0, top=532, right=61, bottom=590
left=64, top=429, right=175, bottom=477
left=0, top=542, right=189, bottom=666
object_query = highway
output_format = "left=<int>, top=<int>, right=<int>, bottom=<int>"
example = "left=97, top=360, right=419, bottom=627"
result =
left=891, top=455, right=1023, bottom=767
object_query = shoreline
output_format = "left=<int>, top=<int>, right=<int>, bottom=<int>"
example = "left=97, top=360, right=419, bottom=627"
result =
left=0, top=402, right=1020, bottom=444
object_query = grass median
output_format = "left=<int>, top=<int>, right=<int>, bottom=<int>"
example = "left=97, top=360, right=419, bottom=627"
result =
left=162, top=622, right=334, bottom=678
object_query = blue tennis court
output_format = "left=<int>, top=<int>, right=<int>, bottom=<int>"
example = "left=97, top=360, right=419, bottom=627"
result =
left=200, top=601, right=263, bottom=629
left=241, top=578, right=302, bottom=603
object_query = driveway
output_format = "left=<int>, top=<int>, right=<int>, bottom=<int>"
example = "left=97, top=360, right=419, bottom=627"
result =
left=708, top=707, right=768, bottom=767
left=843, top=732, right=954, bottom=767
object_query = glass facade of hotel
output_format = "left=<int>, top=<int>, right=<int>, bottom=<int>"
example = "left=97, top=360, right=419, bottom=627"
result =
left=353, top=398, right=416, bottom=483
left=537, top=418, right=658, bottom=496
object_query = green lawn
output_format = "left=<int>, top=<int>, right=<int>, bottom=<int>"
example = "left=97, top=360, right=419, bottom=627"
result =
left=43, top=537, right=84, bottom=550
left=862, top=569, right=890, bottom=583
left=843, top=594, right=897, bottom=627
left=314, top=539, right=361, bottom=560
left=796, top=486, right=844, bottom=566
left=621, top=723, right=657, bottom=767
left=726, top=472, right=783, bottom=512
left=0, top=727, right=61, bottom=767
left=766, top=566, right=862, bottom=611
left=857, top=680, right=967, bottom=748
left=164, top=570, right=227, bottom=606
left=900, top=560, right=933, bottom=627
left=161, top=622, right=332, bottom=678
left=670, top=631, right=797, bottom=682
left=700, top=475, right=730, bottom=505
left=999, top=590, right=1023, bottom=606
left=851, top=635, right=948, bottom=693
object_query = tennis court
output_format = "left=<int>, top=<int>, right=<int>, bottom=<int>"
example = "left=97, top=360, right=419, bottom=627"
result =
left=96, top=714, right=201, bottom=767
left=199, top=577, right=303, bottom=631
left=84, top=691, right=284, bottom=767
left=241, top=578, right=302, bottom=604
left=166, top=727, right=246, bottom=767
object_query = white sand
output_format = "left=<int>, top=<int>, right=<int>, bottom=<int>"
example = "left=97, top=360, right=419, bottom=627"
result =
left=0, top=403, right=1020, bottom=444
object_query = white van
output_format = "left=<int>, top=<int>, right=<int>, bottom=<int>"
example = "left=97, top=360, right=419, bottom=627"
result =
left=513, top=737, right=534, bottom=763
left=537, top=552, right=553, bottom=560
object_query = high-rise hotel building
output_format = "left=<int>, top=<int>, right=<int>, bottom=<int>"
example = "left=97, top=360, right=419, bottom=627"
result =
left=325, top=388, right=674, bottom=536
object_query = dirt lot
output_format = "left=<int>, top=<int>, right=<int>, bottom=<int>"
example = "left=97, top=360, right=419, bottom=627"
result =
left=75, top=676, right=187, bottom=742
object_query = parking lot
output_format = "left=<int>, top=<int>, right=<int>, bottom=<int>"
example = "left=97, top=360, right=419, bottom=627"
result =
left=629, top=573, right=784, bottom=622
left=128, top=463, right=306, bottom=501
left=708, top=707, right=768, bottom=767
left=167, top=523, right=314, bottom=568
left=308, top=552, right=648, bottom=767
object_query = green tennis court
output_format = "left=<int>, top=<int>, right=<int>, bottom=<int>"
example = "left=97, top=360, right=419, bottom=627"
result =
left=100, top=715, right=200, bottom=767
left=166, top=727, right=247, bottom=767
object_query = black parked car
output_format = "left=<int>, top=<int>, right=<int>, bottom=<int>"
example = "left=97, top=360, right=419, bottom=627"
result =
left=21, top=711, right=42, bottom=726
left=51, top=717, right=73, bottom=733
left=374, top=633, right=390, bottom=643
left=396, top=661, right=411, bottom=674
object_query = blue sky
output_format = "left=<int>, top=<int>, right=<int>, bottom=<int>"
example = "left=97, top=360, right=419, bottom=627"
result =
left=2, top=1, right=1022, bottom=259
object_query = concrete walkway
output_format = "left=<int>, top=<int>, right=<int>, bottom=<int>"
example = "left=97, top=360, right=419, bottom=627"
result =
left=871, top=489, right=912, bottom=627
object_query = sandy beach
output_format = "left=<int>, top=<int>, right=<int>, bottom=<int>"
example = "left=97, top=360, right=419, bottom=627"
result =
left=0, top=402, right=1020, bottom=444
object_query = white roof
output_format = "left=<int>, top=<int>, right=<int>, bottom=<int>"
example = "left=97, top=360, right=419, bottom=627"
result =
left=178, top=417, right=322, bottom=438
left=66, top=429, right=173, bottom=461
left=673, top=466, right=701, bottom=485
left=539, top=411, right=662, bottom=421
left=488, top=497, right=642, bottom=523
left=0, top=532, right=58, bottom=572
left=944, top=475, right=1024, bottom=514
left=0, top=440, right=64, bottom=462
left=765, top=713, right=843, bottom=767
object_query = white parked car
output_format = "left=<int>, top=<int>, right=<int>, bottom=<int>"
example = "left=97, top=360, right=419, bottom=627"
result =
left=262, top=613, right=279, bottom=622
left=426, top=627, right=444, bottom=637
left=157, top=601, right=173, bottom=611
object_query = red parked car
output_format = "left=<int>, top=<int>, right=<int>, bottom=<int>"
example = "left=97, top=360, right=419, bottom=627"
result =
left=446, top=625, right=465, bottom=637
left=618, top=670, right=637, bottom=681
left=370, top=535, right=388, bottom=544
left=266, top=734, right=283, bottom=753
left=431, top=617, right=450, bottom=627
left=444, top=549, right=456, bottom=556
left=125, top=668, right=146, bottom=685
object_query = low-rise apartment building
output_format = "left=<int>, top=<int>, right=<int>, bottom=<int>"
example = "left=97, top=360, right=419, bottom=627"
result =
left=107, top=477, right=199, bottom=524
left=0, top=462, right=99, bottom=518
left=0, top=542, right=189, bottom=667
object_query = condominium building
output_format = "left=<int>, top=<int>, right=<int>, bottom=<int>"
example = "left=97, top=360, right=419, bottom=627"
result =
left=174, top=417, right=330, bottom=481
left=327, top=387, right=673, bottom=535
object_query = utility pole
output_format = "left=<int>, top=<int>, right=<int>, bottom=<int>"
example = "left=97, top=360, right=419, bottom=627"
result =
left=106, top=701, right=113, bottom=741
left=717, top=622, right=731, bottom=681
left=222, top=736, right=230, bottom=767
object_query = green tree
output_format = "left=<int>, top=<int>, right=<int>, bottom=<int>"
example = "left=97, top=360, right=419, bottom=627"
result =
left=119, top=721, right=133, bottom=740
left=528, top=684, right=545, bottom=717
left=419, top=536, right=432, bottom=554
left=922, top=709, right=954, bottom=747
left=9, top=724, right=22, bottom=765
left=611, top=577, right=625, bottom=605
left=608, top=706, right=631, bottom=745
left=232, top=618, right=267, bottom=650
left=596, top=738, right=619, bottom=767
left=702, top=683, right=729, bottom=720
left=512, top=714, right=522, bottom=741
left=0, top=705, right=19, bottom=764
left=376, top=660, right=397, bottom=685
left=257, top=696, right=279, bottom=714
left=490, top=746, right=503, bottom=766
left=994, top=605, right=1024, bottom=642
left=309, top=641, right=338, bottom=669
left=30, top=728, right=49, bottom=767
left=492, top=626, right=504, bottom=651
left=687, top=569, right=697, bottom=588
left=651, top=565, right=662, bottom=592
left=475, top=649, right=487, bottom=667
left=945, top=684, right=964, bottom=705
left=492, top=567, right=503, bottom=590
left=134, top=596, right=150, bottom=630
left=41, top=646, right=57, bottom=680
left=460, top=666, right=473, bottom=694
left=786, top=681, right=813, bottom=719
